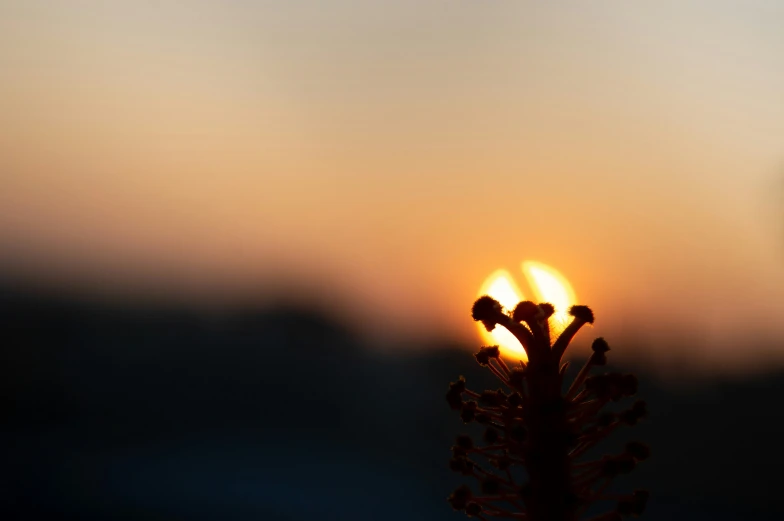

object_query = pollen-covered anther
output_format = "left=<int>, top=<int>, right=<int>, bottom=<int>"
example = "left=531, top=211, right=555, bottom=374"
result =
left=592, top=337, right=610, bottom=353
left=512, top=300, right=540, bottom=322
left=446, top=376, right=468, bottom=410
left=479, top=389, right=507, bottom=407
left=446, top=388, right=465, bottom=410
left=552, top=305, right=596, bottom=360
left=472, top=296, right=503, bottom=331
left=450, top=376, right=467, bottom=393
left=569, top=305, right=595, bottom=324
left=460, top=401, right=477, bottom=423
left=474, top=345, right=500, bottom=366
left=537, top=302, right=555, bottom=318
left=590, top=338, right=610, bottom=365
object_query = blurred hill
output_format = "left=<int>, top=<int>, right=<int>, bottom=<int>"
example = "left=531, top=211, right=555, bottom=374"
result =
left=1, top=284, right=783, bottom=521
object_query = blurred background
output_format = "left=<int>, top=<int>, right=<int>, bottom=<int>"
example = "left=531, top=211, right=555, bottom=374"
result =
left=2, top=1, right=784, bottom=520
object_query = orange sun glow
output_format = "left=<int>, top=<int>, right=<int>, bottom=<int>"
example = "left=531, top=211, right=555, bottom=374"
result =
left=477, top=261, right=577, bottom=360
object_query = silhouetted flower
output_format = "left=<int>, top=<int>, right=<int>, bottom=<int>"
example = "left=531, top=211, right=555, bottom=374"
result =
left=446, top=298, right=649, bottom=521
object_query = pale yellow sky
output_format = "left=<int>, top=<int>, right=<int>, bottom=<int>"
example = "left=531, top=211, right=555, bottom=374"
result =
left=2, top=1, right=784, bottom=368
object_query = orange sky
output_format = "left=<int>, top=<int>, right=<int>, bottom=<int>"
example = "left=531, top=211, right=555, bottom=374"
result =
left=2, top=1, right=784, bottom=370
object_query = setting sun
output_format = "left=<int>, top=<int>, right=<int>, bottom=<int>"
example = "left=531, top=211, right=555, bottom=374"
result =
left=477, top=262, right=577, bottom=360
left=522, top=261, right=577, bottom=332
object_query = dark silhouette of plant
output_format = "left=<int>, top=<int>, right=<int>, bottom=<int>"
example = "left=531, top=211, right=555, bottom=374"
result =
left=446, top=297, right=649, bottom=521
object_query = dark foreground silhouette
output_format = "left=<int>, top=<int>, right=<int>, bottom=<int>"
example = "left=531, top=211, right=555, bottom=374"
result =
left=1, top=285, right=782, bottom=521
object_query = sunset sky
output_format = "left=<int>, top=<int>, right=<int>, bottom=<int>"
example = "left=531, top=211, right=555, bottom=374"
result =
left=2, top=1, right=784, bottom=370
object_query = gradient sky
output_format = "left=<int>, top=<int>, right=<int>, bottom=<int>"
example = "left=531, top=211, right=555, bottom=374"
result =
left=2, top=1, right=784, bottom=370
